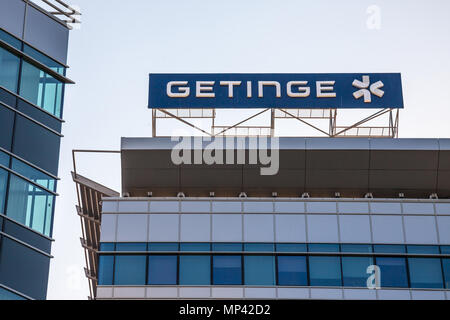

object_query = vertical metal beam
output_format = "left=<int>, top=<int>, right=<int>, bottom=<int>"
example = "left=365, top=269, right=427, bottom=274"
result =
left=270, top=108, right=275, bottom=137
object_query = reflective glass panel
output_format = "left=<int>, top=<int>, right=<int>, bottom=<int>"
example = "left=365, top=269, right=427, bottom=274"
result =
left=114, top=255, right=146, bottom=285
left=309, top=256, right=342, bottom=286
left=179, top=255, right=210, bottom=285
left=0, top=46, right=20, bottom=92
left=148, top=255, right=177, bottom=285
left=276, top=243, right=307, bottom=252
left=244, top=256, right=275, bottom=285
left=213, top=255, right=242, bottom=285
left=277, top=256, right=308, bottom=286
left=342, top=256, right=373, bottom=287
left=98, top=255, right=114, bottom=285
left=375, top=257, right=408, bottom=288
left=408, top=258, right=443, bottom=289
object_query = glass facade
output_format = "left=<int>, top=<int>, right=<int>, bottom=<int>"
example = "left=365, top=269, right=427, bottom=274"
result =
left=97, top=242, right=450, bottom=289
left=0, top=0, right=70, bottom=300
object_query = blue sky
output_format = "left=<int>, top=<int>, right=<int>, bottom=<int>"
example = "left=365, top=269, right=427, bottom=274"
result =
left=47, top=0, right=450, bottom=299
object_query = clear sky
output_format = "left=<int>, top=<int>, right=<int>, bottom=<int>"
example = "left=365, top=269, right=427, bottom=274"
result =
left=46, top=0, right=450, bottom=299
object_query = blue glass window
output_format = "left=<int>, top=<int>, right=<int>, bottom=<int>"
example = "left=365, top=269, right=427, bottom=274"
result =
left=244, top=256, right=275, bottom=285
left=148, top=255, right=177, bottom=285
left=342, top=256, right=373, bottom=287
left=116, top=243, right=147, bottom=251
left=98, top=255, right=114, bottom=285
left=441, top=246, right=450, bottom=254
left=179, top=255, right=210, bottom=285
left=244, top=243, right=274, bottom=251
left=19, top=61, right=63, bottom=117
left=11, top=158, right=56, bottom=192
left=99, top=243, right=115, bottom=251
left=443, top=259, right=450, bottom=289
left=0, top=168, right=8, bottom=214
left=23, top=44, right=65, bottom=75
left=0, top=46, right=20, bottom=92
left=0, top=287, right=26, bottom=300
left=341, top=244, right=372, bottom=253
left=376, top=257, right=408, bottom=288
left=309, top=256, right=342, bottom=286
left=407, top=245, right=440, bottom=254
left=6, top=174, right=54, bottom=236
left=213, top=255, right=242, bottom=285
left=0, top=29, right=22, bottom=50
left=180, top=243, right=210, bottom=251
left=0, top=105, right=14, bottom=151
left=212, top=243, right=242, bottom=252
left=277, top=256, right=308, bottom=286
left=114, top=255, right=146, bottom=285
left=148, top=243, right=179, bottom=251
left=408, top=258, right=443, bottom=289
left=308, top=244, right=339, bottom=252
left=373, top=245, right=405, bottom=253
left=0, top=151, right=10, bottom=166
left=276, top=243, right=307, bottom=252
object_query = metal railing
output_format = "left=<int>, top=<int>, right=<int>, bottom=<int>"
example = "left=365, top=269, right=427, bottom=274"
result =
left=28, top=0, right=81, bottom=26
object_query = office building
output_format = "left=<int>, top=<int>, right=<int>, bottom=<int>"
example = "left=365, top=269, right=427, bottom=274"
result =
left=0, top=0, right=78, bottom=299
left=74, top=137, right=450, bottom=300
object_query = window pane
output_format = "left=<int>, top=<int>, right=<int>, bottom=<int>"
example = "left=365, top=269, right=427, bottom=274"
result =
left=212, top=243, right=242, bottom=252
left=373, top=245, right=405, bottom=253
left=0, top=287, right=26, bottom=300
left=376, top=257, right=408, bottom=288
left=99, top=243, right=115, bottom=251
left=23, top=44, right=66, bottom=75
left=244, top=243, right=274, bottom=251
left=244, top=256, right=275, bottom=285
left=213, top=255, right=242, bottom=285
left=277, top=256, right=307, bottom=286
left=98, top=255, right=114, bottom=285
left=407, top=245, right=440, bottom=254
left=0, top=46, right=20, bottom=92
left=0, top=168, right=8, bottom=214
left=116, top=243, right=147, bottom=251
left=408, top=258, right=443, bottom=289
left=180, top=243, right=210, bottom=251
left=443, top=259, right=450, bottom=289
left=441, top=246, right=450, bottom=254
left=0, top=29, right=22, bottom=50
left=148, top=243, right=179, bottom=251
left=19, top=61, right=63, bottom=117
left=148, top=255, right=177, bottom=285
left=342, top=256, right=373, bottom=287
left=6, top=174, right=54, bottom=236
left=309, top=256, right=342, bottom=286
left=0, top=105, right=14, bottom=151
left=341, top=244, right=372, bottom=253
left=179, top=255, right=210, bottom=285
left=114, top=255, right=146, bottom=285
left=11, top=158, right=56, bottom=191
left=308, top=244, right=339, bottom=252
left=276, top=243, right=307, bottom=252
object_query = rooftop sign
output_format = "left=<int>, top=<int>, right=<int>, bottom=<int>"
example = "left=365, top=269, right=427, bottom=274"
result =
left=148, top=73, right=403, bottom=109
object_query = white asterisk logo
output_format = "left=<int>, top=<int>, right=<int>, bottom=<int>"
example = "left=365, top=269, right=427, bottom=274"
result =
left=352, top=75, right=384, bottom=103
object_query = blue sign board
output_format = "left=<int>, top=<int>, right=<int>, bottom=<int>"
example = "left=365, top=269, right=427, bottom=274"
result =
left=148, top=73, right=403, bottom=109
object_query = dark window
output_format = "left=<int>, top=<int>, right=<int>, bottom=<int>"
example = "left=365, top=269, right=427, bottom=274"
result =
left=148, top=255, right=177, bottom=285
left=443, top=259, right=450, bottom=289
left=0, top=168, right=7, bottom=214
left=375, top=257, right=408, bottom=288
left=115, top=243, right=146, bottom=251
left=244, top=243, right=274, bottom=251
left=212, top=243, right=242, bottom=252
left=148, top=243, right=178, bottom=251
left=277, top=256, right=308, bottom=286
left=114, top=255, right=146, bottom=285
left=12, top=114, right=61, bottom=175
left=276, top=243, right=307, bottom=252
left=17, top=99, right=62, bottom=132
left=0, top=287, right=25, bottom=300
left=99, top=243, right=115, bottom=251
left=98, top=255, right=114, bottom=285
left=309, top=256, right=342, bottom=286
left=408, top=258, right=443, bottom=289
left=308, top=244, right=340, bottom=252
left=244, top=256, right=275, bottom=285
left=11, top=158, right=56, bottom=191
left=0, top=46, right=20, bottom=92
left=407, top=245, right=440, bottom=254
left=341, top=244, right=372, bottom=253
left=213, top=255, right=242, bottom=285
left=180, top=243, right=210, bottom=251
left=373, top=245, right=406, bottom=254
left=179, top=255, right=210, bottom=285
left=342, top=256, right=373, bottom=287
left=0, top=105, right=14, bottom=151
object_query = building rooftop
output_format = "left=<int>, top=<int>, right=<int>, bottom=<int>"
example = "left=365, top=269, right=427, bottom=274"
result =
left=120, top=137, right=450, bottom=199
